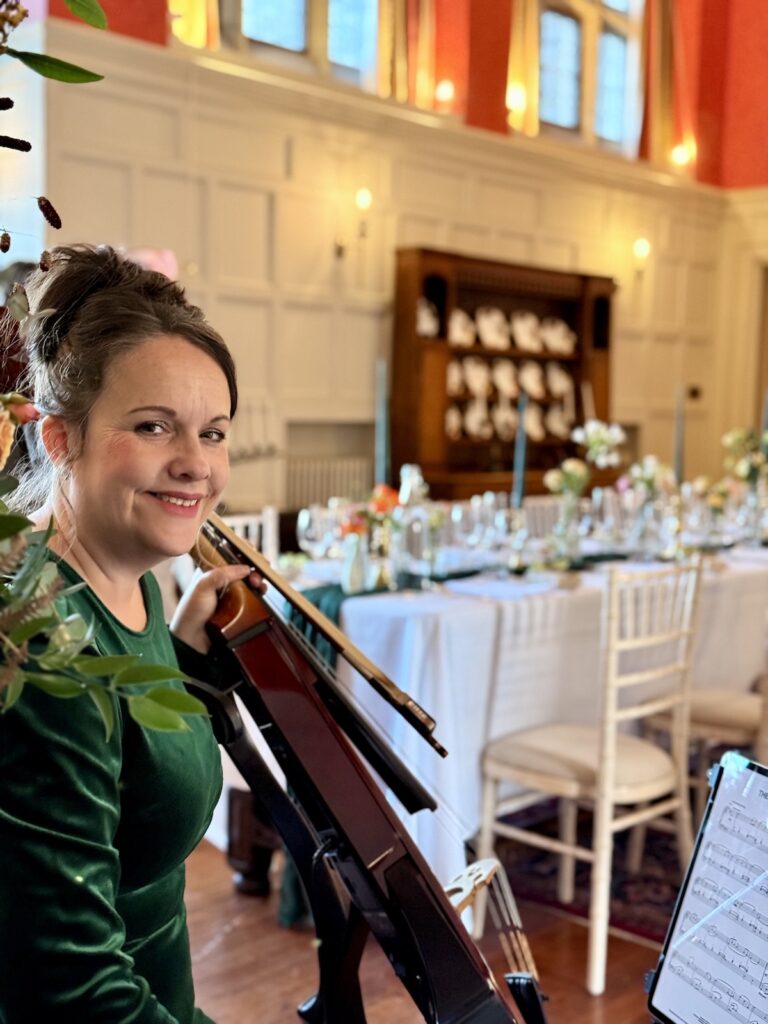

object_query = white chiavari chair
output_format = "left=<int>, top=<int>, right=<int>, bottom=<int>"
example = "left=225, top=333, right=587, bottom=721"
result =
left=646, top=676, right=768, bottom=822
left=221, top=507, right=280, bottom=566
left=473, top=559, right=702, bottom=995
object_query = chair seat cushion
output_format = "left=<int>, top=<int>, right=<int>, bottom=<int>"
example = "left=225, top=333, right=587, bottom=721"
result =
left=688, top=689, right=762, bottom=732
left=484, top=723, right=676, bottom=803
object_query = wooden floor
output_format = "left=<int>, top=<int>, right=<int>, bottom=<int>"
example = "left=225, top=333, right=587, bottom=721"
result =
left=186, top=841, right=658, bottom=1024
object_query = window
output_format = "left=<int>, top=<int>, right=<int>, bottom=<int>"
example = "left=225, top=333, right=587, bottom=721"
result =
left=515, top=0, right=643, bottom=153
left=242, top=0, right=306, bottom=52
left=595, top=28, right=628, bottom=143
left=233, top=0, right=378, bottom=86
left=539, top=10, right=582, bottom=130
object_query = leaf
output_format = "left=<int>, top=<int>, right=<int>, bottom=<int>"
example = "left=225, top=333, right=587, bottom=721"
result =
left=63, top=0, right=108, bottom=30
left=114, top=664, right=187, bottom=686
left=1, top=677, right=24, bottom=711
left=8, top=614, right=57, bottom=645
left=5, top=50, right=104, bottom=84
left=25, top=672, right=86, bottom=697
left=73, top=654, right=139, bottom=676
left=0, top=476, right=19, bottom=497
left=11, top=542, right=53, bottom=600
left=145, top=686, right=207, bottom=716
left=0, top=515, right=31, bottom=541
left=87, top=686, right=115, bottom=740
left=127, top=695, right=191, bottom=733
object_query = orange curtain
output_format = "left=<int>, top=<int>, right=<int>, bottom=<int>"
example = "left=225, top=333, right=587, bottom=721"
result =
left=638, top=0, right=696, bottom=167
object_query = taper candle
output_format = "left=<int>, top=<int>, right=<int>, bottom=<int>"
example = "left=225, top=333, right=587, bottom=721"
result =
left=673, top=385, right=685, bottom=485
left=512, top=392, right=529, bottom=509
left=374, top=358, right=390, bottom=484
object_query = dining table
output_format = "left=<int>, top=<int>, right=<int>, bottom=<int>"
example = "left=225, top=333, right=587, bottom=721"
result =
left=324, top=553, right=768, bottom=887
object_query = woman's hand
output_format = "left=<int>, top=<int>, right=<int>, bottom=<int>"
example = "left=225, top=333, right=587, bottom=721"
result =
left=170, top=563, right=265, bottom=654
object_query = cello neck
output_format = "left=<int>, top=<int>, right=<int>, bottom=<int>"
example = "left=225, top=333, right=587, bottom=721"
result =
left=198, top=513, right=446, bottom=756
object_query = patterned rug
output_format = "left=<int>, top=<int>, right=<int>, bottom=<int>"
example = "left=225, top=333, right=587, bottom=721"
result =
left=491, top=811, right=682, bottom=944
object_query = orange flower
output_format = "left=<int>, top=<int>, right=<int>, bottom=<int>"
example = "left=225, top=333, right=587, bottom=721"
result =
left=340, top=513, right=368, bottom=537
left=0, top=407, right=14, bottom=471
left=368, top=483, right=399, bottom=515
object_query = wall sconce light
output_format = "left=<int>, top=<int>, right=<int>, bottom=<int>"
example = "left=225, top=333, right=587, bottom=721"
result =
left=632, top=236, right=651, bottom=273
left=670, top=137, right=697, bottom=169
left=334, top=188, right=375, bottom=259
left=434, top=78, right=455, bottom=113
left=505, top=81, right=527, bottom=130
left=355, top=187, right=373, bottom=240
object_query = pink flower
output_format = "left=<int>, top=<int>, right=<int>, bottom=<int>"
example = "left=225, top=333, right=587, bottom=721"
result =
left=8, top=402, right=39, bottom=426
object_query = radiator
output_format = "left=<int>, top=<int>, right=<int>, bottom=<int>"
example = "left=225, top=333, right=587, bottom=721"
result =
left=286, top=455, right=373, bottom=508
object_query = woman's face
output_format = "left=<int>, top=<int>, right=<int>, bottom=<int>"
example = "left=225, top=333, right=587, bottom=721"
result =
left=61, top=334, right=232, bottom=571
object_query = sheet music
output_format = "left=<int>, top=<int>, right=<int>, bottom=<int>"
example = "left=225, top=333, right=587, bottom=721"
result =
left=650, top=753, right=768, bottom=1024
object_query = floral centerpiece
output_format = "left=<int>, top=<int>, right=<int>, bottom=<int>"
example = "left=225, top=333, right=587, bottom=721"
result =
left=627, top=455, right=678, bottom=500
left=721, top=428, right=768, bottom=488
left=543, top=419, right=625, bottom=561
left=621, top=455, right=677, bottom=558
left=721, top=428, right=768, bottom=541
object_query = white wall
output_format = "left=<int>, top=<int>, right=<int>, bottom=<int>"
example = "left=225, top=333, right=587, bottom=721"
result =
left=12, top=19, right=737, bottom=503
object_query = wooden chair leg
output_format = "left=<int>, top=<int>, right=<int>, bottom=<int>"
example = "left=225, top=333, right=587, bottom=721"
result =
left=693, top=741, right=714, bottom=824
left=472, top=774, right=498, bottom=940
left=586, top=802, right=613, bottom=996
left=557, top=797, right=577, bottom=903
left=625, top=812, right=647, bottom=874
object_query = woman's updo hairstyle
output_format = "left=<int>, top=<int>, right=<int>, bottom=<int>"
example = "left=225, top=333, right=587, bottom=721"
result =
left=10, top=244, right=237, bottom=513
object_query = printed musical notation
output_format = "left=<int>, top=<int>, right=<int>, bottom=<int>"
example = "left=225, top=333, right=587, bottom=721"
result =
left=649, top=758, right=768, bottom=1024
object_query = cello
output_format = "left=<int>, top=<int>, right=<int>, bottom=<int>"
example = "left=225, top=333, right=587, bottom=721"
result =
left=192, top=512, right=548, bottom=1024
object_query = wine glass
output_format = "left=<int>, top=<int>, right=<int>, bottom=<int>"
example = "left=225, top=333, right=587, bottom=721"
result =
left=295, top=505, right=329, bottom=560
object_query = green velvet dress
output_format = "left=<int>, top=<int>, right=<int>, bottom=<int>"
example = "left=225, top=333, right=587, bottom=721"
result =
left=0, top=560, right=223, bottom=1023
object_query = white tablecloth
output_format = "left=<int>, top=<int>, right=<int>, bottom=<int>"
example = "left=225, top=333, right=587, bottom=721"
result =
left=336, top=559, right=768, bottom=886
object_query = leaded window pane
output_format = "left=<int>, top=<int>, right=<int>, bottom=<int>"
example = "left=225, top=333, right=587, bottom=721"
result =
left=539, top=10, right=581, bottom=130
left=595, top=28, right=627, bottom=142
left=242, top=0, right=306, bottom=52
left=328, top=0, right=378, bottom=73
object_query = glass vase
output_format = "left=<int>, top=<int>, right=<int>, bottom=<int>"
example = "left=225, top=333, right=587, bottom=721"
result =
left=627, top=498, right=663, bottom=561
left=740, top=486, right=764, bottom=546
left=552, top=491, right=581, bottom=563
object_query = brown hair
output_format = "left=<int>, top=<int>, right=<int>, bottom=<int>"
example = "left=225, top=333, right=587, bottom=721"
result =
left=9, top=244, right=237, bottom=512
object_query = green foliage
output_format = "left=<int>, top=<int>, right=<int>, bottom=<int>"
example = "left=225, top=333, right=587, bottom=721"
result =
left=5, top=49, right=103, bottom=83
left=63, top=0, right=108, bottom=31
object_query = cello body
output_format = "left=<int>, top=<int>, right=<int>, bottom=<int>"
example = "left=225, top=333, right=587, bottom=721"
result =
left=196, top=516, right=526, bottom=1023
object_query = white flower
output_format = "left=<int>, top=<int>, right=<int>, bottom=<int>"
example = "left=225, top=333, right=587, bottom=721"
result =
left=544, top=468, right=564, bottom=494
left=735, top=457, right=751, bottom=480
left=572, top=417, right=625, bottom=467
left=691, top=475, right=710, bottom=497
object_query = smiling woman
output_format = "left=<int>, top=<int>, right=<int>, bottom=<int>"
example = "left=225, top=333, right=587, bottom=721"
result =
left=0, top=245, right=261, bottom=1024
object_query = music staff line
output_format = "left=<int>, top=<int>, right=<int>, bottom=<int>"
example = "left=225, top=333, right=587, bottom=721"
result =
left=720, top=802, right=768, bottom=856
left=681, top=919, right=768, bottom=990
left=669, top=951, right=768, bottom=1024
left=688, top=876, right=768, bottom=945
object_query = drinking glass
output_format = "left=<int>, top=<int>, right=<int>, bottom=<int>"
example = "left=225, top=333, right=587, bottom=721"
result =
left=296, top=505, right=330, bottom=560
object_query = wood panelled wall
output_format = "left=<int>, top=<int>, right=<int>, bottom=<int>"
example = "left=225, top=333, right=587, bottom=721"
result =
left=13, top=20, right=734, bottom=506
